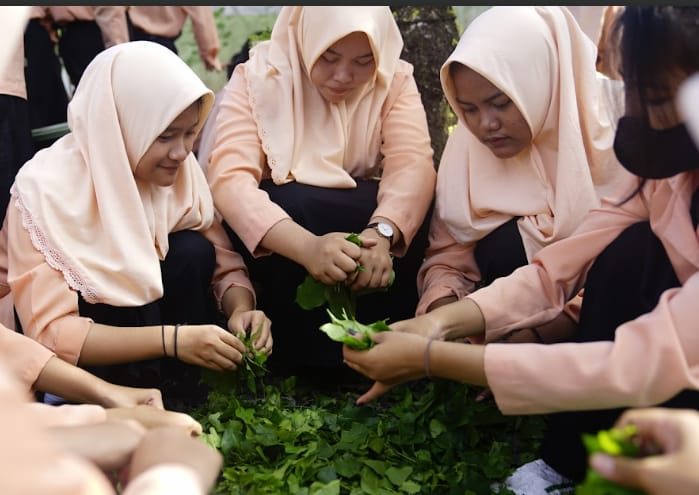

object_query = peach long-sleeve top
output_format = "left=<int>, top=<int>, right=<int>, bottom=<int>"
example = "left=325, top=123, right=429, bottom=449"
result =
left=46, top=6, right=129, bottom=48
left=469, top=171, right=699, bottom=415
left=127, top=6, right=220, bottom=69
left=4, top=203, right=254, bottom=366
left=208, top=62, right=436, bottom=258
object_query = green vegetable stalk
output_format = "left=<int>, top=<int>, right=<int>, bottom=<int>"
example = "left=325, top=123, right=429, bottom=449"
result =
left=295, top=233, right=394, bottom=349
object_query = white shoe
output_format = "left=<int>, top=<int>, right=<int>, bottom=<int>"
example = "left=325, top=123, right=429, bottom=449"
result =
left=497, top=459, right=575, bottom=495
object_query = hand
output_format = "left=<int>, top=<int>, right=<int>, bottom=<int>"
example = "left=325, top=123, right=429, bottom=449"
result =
left=350, top=230, right=392, bottom=290
left=204, top=55, right=223, bottom=72
left=126, top=427, right=223, bottom=494
left=342, top=331, right=427, bottom=404
left=48, top=419, right=146, bottom=472
left=227, top=309, right=273, bottom=356
left=99, top=383, right=164, bottom=410
left=105, top=405, right=203, bottom=437
left=390, top=312, right=446, bottom=339
left=174, top=324, right=248, bottom=372
left=589, top=408, right=699, bottom=495
left=301, top=233, right=362, bottom=285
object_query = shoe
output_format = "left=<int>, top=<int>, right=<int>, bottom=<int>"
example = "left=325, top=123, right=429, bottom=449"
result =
left=496, top=459, right=575, bottom=495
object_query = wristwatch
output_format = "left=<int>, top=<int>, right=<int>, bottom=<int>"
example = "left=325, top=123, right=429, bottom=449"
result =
left=367, top=222, right=394, bottom=246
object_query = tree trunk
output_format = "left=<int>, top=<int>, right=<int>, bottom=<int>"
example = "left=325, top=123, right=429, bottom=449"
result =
left=391, top=6, right=460, bottom=168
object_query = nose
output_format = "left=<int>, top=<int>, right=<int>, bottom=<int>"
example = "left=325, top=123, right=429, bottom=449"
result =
left=333, top=63, right=353, bottom=84
left=480, top=109, right=500, bottom=131
left=169, top=137, right=189, bottom=161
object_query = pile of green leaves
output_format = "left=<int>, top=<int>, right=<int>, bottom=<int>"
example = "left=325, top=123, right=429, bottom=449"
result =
left=576, top=425, right=645, bottom=495
left=295, top=233, right=395, bottom=349
left=195, top=372, right=546, bottom=495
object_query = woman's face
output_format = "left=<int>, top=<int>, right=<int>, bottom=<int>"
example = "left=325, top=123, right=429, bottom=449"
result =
left=310, top=31, right=376, bottom=104
left=135, top=101, right=200, bottom=187
left=451, top=64, right=532, bottom=159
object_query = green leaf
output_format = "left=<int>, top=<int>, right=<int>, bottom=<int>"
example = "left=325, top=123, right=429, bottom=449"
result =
left=296, top=275, right=329, bottom=310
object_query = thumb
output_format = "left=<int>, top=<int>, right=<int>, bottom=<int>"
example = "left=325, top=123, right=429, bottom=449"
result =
left=590, top=453, right=647, bottom=489
left=356, top=381, right=394, bottom=405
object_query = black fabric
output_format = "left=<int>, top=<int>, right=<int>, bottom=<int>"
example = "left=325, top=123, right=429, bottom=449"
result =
left=0, top=95, right=34, bottom=223
left=77, top=230, right=219, bottom=410
left=223, top=179, right=432, bottom=378
left=541, top=189, right=699, bottom=482
left=23, top=19, right=69, bottom=129
left=57, top=20, right=105, bottom=87
left=473, top=216, right=528, bottom=288
left=127, top=15, right=179, bottom=54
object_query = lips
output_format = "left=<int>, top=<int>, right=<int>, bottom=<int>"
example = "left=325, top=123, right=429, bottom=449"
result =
left=484, top=136, right=508, bottom=147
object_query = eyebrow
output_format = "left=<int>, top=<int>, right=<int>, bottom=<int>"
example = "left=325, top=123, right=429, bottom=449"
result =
left=455, top=91, right=505, bottom=106
left=326, top=47, right=374, bottom=59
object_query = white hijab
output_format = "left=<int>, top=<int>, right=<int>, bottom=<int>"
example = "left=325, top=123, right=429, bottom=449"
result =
left=437, top=6, right=626, bottom=259
left=244, top=6, right=404, bottom=187
left=12, top=41, right=215, bottom=305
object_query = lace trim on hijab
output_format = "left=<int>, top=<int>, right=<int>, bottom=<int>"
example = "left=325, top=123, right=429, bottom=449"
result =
left=13, top=194, right=100, bottom=304
left=245, top=69, right=289, bottom=186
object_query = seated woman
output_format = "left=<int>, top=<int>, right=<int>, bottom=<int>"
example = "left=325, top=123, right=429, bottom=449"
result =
left=206, top=7, right=436, bottom=377
left=344, top=5, right=699, bottom=492
left=416, top=5, right=632, bottom=347
left=3, top=40, right=272, bottom=410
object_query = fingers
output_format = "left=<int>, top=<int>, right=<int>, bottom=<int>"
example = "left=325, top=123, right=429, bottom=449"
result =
left=589, top=453, right=649, bottom=489
left=356, top=382, right=394, bottom=405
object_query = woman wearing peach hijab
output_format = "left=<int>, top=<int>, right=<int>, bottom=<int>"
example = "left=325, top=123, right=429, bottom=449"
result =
left=416, top=5, right=632, bottom=345
left=207, top=6, right=435, bottom=377
left=4, top=40, right=272, bottom=409
left=344, top=5, right=699, bottom=491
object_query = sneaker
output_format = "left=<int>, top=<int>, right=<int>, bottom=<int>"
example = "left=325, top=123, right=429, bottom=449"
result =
left=496, top=459, right=576, bottom=495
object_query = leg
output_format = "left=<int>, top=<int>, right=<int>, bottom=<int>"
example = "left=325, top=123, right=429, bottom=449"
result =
left=57, top=21, right=105, bottom=87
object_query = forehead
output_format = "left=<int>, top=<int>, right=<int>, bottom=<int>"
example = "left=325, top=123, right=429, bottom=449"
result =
left=325, top=31, right=372, bottom=55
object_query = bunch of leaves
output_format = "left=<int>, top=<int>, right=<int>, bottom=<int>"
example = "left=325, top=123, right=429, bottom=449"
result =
left=576, top=424, right=645, bottom=495
left=295, top=233, right=395, bottom=349
left=319, top=309, right=391, bottom=350
left=194, top=374, right=546, bottom=495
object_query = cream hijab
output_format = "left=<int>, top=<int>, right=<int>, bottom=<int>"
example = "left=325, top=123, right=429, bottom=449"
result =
left=245, top=6, right=404, bottom=187
left=438, top=6, right=623, bottom=259
left=11, top=41, right=215, bottom=305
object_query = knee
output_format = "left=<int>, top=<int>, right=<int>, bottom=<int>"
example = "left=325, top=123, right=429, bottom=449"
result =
left=166, top=230, right=215, bottom=275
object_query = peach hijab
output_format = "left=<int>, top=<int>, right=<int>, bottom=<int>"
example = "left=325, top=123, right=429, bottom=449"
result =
left=11, top=41, right=215, bottom=305
left=437, top=6, right=625, bottom=259
left=244, top=6, right=404, bottom=187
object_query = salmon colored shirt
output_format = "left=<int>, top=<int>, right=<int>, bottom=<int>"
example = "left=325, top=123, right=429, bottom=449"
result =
left=0, top=38, right=26, bottom=99
left=0, top=325, right=54, bottom=391
left=208, top=62, right=436, bottom=258
left=47, top=6, right=129, bottom=48
left=469, top=171, right=699, bottom=414
left=4, top=203, right=255, bottom=365
left=127, top=6, right=220, bottom=69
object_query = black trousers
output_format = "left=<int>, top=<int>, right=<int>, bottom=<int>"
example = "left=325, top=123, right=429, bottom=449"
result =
left=541, top=220, right=699, bottom=482
left=23, top=19, right=69, bottom=129
left=57, top=20, right=105, bottom=87
left=224, top=179, right=433, bottom=374
left=0, top=95, right=34, bottom=223
left=127, top=15, right=179, bottom=54
left=77, top=230, right=219, bottom=410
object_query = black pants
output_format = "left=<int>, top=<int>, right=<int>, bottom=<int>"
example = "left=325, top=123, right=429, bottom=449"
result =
left=540, top=220, right=699, bottom=482
left=474, top=216, right=528, bottom=287
left=0, top=95, right=34, bottom=223
left=224, top=180, right=433, bottom=375
left=57, top=20, right=105, bottom=87
left=78, top=230, right=219, bottom=410
left=127, top=15, right=179, bottom=54
left=23, top=19, right=69, bottom=129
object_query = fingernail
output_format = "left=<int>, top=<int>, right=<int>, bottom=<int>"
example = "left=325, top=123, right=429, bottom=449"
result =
left=590, top=453, right=615, bottom=477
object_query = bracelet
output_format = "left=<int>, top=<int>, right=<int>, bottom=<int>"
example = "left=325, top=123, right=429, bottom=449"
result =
left=173, top=324, right=181, bottom=360
left=161, top=324, right=167, bottom=357
left=423, top=337, right=435, bottom=379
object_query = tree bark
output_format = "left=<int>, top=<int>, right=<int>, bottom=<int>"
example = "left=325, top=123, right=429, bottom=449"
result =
left=391, top=6, right=460, bottom=168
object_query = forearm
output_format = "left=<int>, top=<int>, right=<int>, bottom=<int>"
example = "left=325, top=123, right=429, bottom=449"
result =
left=427, top=339, right=488, bottom=387
left=33, top=356, right=114, bottom=405
left=259, top=218, right=316, bottom=266
left=429, top=297, right=486, bottom=340
left=221, top=285, right=256, bottom=318
left=78, top=323, right=174, bottom=366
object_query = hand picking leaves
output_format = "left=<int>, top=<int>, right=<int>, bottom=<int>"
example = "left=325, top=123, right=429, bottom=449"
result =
left=319, top=309, right=391, bottom=350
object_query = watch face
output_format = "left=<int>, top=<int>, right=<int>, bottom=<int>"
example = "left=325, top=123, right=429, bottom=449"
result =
left=377, top=223, right=393, bottom=237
